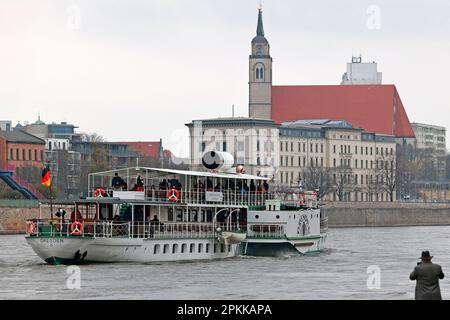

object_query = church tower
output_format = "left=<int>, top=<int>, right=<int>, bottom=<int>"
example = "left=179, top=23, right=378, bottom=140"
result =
left=249, top=8, right=272, bottom=119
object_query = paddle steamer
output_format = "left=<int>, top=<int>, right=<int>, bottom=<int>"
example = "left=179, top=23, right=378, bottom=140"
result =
left=25, top=152, right=327, bottom=264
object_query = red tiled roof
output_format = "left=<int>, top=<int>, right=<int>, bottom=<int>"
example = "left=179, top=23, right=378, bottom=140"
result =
left=117, top=141, right=161, bottom=159
left=271, top=85, right=415, bottom=137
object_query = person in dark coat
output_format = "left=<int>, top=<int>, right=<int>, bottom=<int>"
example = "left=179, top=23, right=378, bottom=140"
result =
left=410, top=251, right=444, bottom=300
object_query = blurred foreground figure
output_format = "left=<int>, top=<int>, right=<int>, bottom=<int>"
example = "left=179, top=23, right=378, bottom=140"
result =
left=410, top=251, right=444, bottom=300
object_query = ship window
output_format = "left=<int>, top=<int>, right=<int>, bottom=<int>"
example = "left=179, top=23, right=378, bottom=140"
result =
left=163, top=244, right=169, bottom=254
left=154, top=244, right=160, bottom=254
left=221, top=244, right=225, bottom=253
left=206, top=243, right=210, bottom=253
left=214, top=244, right=217, bottom=253
left=181, top=244, right=187, bottom=253
left=255, top=215, right=259, bottom=219
left=190, top=243, right=195, bottom=253
left=172, top=244, right=178, bottom=254
left=276, top=215, right=280, bottom=219
left=198, top=243, right=203, bottom=253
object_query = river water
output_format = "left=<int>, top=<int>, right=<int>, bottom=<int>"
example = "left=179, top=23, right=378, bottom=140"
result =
left=1, top=226, right=450, bottom=300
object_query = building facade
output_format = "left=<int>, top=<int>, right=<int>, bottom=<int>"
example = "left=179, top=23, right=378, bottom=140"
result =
left=278, top=120, right=397, bottom=201
left=411, top=122, right=446, bottom=180
left=0, top=128, right=46, bottom=183
left=341, top=56, right=382, bottom=85
left=186, top=118, right=279, bottom=178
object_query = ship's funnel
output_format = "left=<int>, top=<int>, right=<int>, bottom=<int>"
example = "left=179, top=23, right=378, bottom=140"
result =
left=202, top=151, right=234, bottom=171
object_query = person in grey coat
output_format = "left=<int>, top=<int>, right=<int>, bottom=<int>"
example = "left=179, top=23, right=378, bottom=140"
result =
left=410, top=251, right=444, bottom=300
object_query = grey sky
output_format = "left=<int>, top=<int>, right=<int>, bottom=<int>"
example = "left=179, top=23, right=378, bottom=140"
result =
left=1, top=0, right=449, bottom=157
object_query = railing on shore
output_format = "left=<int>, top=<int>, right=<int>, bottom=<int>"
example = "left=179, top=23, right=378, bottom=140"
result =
left=25, top=219, right=240, bottom=240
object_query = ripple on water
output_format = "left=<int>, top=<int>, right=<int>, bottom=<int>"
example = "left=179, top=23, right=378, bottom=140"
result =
left=2, top=226, right=450, bottom=299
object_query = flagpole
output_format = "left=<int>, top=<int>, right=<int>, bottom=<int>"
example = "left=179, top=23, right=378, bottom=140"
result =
left=50, top=182, right=53, bottom=220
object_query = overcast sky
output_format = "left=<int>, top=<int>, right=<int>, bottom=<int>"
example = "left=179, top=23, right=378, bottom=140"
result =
left=1, top=0, right=449, bottom=157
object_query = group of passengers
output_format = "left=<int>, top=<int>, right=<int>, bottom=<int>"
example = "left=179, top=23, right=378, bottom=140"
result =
left=193, top=178, right=269, bottom=193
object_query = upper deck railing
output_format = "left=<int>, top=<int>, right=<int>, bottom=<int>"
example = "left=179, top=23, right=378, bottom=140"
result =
left=88, top=187, right=277, bottom=207
left=26, top=219, right=240, bottom=240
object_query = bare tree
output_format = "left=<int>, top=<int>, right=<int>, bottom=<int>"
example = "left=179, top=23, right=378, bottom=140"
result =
left=332, top=165, right=355, bottom=201
left=303, top=165, right=334, bottom=199
left=375, top=154, right=397, bottom=202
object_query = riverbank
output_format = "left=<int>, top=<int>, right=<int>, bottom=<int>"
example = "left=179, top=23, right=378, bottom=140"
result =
left=1, top=201, right=450, bottom=234
left=324, top=202, right=450, bottom=228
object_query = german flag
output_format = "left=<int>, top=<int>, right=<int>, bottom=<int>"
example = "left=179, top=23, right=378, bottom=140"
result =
left=41, top=166, right=51, bottom=187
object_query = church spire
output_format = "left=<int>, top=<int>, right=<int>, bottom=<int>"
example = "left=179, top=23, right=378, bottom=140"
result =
left=256, top=7, right=264, bottom=37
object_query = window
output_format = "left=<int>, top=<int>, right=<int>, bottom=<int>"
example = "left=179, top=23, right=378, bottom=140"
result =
left=154, top=244, right=160, bottom=254
left=10, top=149, right=13, bottom=160
left=181, top=244, right=187, bottom=253
left=206, top=243, right=210, bottom=253
left=28, top=149, right=31, bottom=161
left=256, top=66, right=264, bottom=80
left=22, top=149, right=25, bottom=161
left=172, top=244, right=178, bottom=254
left=163, top=244, right=169, bottom=254
left=34, top=150, right=37, bottom=161
left=40, top=150, right=44, bottom=161
left=198, top=243, right=203, bottom=253
left=190, top=243, right=195, bottom=253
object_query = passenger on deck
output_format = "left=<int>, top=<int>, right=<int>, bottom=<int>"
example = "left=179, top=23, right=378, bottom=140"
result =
left=206, top=178, right=213, bottom=191
left=132, top=175, right=144, bottom=191
left=263, top=180, right=269, bottom=192
left=112, top=173, right=127, bottom=190
left=70, top=210, right=82, bottom=222
left=136, top=175, right=144, bottom=187
left=150, top=215, right=160, bottom=225
left=159, top=179, right=168, bottom=190
left=250, top=180, right=256, bottom=192
left=214, top=181, right=221, bottom=191
left=113, top=214, right=121, bottom=221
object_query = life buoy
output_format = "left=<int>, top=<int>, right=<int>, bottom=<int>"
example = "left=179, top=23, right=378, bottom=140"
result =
left=94, top=188, right=106, bottom=198
left=27, top=221, right=36, bottom=235
left=70, top=221, right=83, bottom=235
left=167, top=188, right=180, bottom=202
left=299, top=193, right=307, bottom=205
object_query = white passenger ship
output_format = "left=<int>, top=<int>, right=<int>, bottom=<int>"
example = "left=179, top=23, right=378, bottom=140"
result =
left=25, top=152, right=327, bottom=265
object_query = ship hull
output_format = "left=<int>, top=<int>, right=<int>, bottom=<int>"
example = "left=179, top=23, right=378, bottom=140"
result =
left=26, top=236, right=239, bottom=265
left=243, top=234, right=327, bottom=257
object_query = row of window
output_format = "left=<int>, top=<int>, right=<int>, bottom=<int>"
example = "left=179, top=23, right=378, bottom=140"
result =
left=333, top=159, right=394, bottom=170
left=332, top=192, right=391, bottom=202
left=152, top=243, right=232, bottom=255
left=9, top=148, right=44, bottom=162
left=280, top=156, right=324, bottom=168
left=280, top=171, right=392, bottom=186
left=333, top=145, right=394, bottom=156
left=281, top=141, right=324, bottom=154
